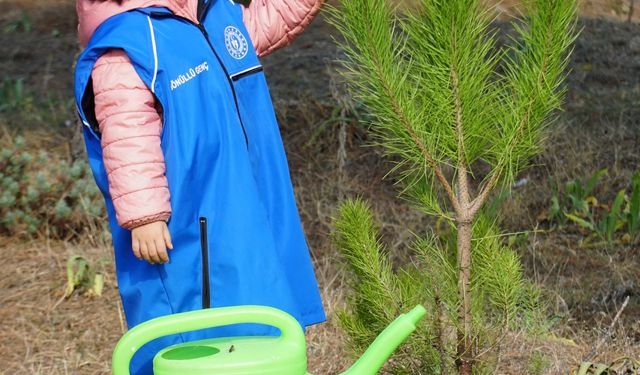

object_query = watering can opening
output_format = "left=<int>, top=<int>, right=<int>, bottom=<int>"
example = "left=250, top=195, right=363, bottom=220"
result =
left=161, top=346, right=220, bottom=361
left=154, top=336, right=307, bottom=375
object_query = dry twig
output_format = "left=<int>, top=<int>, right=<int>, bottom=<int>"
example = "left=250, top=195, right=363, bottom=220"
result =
left=584, top=295, right=631, bottom=361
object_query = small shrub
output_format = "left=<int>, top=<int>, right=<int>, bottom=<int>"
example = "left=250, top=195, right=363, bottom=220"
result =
left=0, top=134, right=107, bottom=240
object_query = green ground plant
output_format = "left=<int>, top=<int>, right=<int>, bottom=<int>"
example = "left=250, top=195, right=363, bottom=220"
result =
left=527, top=351, right=551, bottom=375
left=551, top=170, right=640, bottom=244
left=0, top=78, right=33, bottom=114
left=0, top=76, right=77, bottom=129
left=3, top=11, right=31, bottom=34
left=574, top=357, right=640, bottom=375
left=626, top=172, right=640, bottom=235
left=0, top=133, right=107, bottom=240
left=328, top=0, right=578, bottom=373
left=64, top=255, right=105, bottom=298
left=549, top=169, right=607, bottom=222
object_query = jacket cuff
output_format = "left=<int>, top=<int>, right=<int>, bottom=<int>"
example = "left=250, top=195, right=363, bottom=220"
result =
left=122, top=212, right=171, bottom=230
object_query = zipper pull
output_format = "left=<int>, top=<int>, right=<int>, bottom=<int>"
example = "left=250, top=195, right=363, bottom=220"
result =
left=197, top=23, right=209, bottom=38
left=232, top=0, right=252, bottom=6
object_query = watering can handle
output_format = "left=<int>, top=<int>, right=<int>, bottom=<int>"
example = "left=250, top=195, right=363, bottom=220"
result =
left=112, top=305, right=305, bottom=375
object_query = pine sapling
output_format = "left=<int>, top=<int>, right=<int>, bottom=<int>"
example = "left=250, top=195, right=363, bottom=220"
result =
left=328, top=0, right=578, bottom=373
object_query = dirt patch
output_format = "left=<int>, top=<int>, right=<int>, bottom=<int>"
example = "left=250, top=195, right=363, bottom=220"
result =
left=0, top=0, right=77, bottom=97
left=488, top=0, right=640, bottom=21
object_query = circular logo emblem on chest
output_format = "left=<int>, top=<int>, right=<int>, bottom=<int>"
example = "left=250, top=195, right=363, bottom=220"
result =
left=224, top=26, right=249, bottom=60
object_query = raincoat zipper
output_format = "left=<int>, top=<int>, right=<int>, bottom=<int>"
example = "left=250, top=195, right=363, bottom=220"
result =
left=199, top=216, right=211, bottom=309
left=149, top=6, right=249, bottom=147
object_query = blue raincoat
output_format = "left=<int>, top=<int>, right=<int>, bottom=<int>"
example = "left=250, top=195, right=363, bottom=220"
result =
left=74, top=1, right=326, bottom=373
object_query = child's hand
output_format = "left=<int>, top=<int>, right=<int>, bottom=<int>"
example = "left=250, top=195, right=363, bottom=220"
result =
left=131, top=221, right=173, bottom=264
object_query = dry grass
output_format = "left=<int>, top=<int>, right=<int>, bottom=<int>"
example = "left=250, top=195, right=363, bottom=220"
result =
left=3, top=111, right=635, bottom=374
left=0, top=234, right=636, bottom=375
left=0, top=235, right=351, bottom=375
left=0, top=112, right=638, bottom=373
left=0, top=237, right=121, bottom=375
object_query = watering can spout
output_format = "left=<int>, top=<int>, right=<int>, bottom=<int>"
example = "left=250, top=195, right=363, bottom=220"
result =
left=340, top=305, right=426, bottom=375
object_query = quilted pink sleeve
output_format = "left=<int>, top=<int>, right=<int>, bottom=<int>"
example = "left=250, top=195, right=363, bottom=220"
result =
left=243, top=0, right=324, bottom=57
left=92, top=49, right=172, bottom=230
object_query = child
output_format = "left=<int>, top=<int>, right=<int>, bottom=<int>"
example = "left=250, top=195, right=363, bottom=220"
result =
left=74, top=0, right=326, bottom=374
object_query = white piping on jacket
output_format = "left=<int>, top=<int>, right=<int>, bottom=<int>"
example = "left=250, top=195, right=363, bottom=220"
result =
left=77, top=104, right=91, bottom=128
left=230, top=64, right=263, bottom=80
left=147, top=16, right=159, bottom=93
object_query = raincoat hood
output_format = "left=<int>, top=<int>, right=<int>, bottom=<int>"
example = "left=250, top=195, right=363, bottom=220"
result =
left=77, top=0, right=198, bottom=46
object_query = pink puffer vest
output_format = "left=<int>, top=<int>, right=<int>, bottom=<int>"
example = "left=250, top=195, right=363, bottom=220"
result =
left=78, top=0, right=323, bottom=229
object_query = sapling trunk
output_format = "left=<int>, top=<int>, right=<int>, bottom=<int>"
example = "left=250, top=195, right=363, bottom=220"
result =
left=453, top=168, right=488, bottom=374
left=454, top=69, right=474, bottom=372
left=456, top=217, right=473, bottom=374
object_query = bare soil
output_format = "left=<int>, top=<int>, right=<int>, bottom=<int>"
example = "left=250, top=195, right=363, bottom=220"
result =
left=0, top=0, right=639, bottom=374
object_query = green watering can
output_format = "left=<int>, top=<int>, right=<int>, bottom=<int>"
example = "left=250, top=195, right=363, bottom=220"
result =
left=113, top=304, right=426, bottom=375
